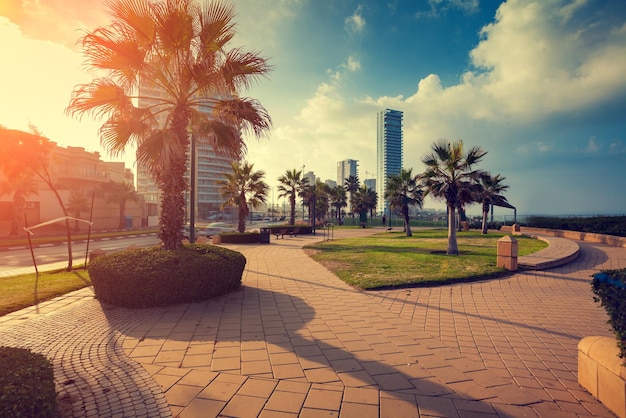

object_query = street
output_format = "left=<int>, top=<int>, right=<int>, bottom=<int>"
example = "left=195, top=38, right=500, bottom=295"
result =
left=0, top=233, right=159, bottom=277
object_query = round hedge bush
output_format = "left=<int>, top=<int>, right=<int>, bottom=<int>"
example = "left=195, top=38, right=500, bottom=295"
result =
left=0, top=347, right=56, bottom=417
left=88, top=244, right=246, bottom=308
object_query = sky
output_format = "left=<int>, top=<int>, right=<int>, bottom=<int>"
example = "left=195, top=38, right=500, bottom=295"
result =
left=1, top=0, right=625, bottom=216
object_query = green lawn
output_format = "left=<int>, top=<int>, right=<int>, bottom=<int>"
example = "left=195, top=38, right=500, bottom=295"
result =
left=305, top=229, right=547, bottom=289
left=0, top=268, right=91, bottom=316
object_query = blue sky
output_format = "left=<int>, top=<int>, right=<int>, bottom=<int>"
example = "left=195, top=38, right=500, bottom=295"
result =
left=1, top=0, right=625, bottom=216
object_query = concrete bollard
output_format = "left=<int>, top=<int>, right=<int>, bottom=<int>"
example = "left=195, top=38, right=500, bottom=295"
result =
left=89, top=248, right=107, bottom=262
left=497, top=236, right=518, bottom=271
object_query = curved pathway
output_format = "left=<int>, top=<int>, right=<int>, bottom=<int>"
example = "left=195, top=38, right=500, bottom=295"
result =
left=0, top=228, right=622, bottom=417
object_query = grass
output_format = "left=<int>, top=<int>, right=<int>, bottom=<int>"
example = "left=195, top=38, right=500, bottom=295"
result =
left=0, top=268, right=91, bottom=316
left=305, top=229, right=548, bottom=289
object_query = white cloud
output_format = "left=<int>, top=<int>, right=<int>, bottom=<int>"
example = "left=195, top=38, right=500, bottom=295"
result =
left=345, top=5, right=366, bottom=35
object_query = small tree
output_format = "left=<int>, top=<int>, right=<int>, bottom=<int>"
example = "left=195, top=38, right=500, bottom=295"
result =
left=0, top=126, right=75, bottom=270
left=477, top=172, right=509, bottom=234
left=218, top=161, right=268, bottom=233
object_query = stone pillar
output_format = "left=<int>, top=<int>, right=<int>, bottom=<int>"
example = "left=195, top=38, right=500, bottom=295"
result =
left=497, top=236, right=518, bottom=271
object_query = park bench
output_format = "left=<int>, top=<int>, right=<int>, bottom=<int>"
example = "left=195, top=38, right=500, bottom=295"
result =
left=273, top=229, right=290, bottom=239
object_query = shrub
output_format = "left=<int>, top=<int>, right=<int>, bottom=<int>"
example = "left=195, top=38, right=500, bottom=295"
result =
left=0, top=347, right=56, bottom=417
left=592, top=269, right=626, bottom=365
left=88, top=244, right=246, bottom=308
left=219, top=232, right=260, bottom=244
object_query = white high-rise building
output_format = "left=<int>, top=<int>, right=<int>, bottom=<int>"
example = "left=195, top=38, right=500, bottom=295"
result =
left=136, top=81, right=235, bottom=222
left=376, top=109, right=403, bottom=214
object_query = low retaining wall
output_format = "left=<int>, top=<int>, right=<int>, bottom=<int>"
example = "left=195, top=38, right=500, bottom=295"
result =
left=500, top=226, right=626, bottom=248
left=579, top=336, right=626, bottom=418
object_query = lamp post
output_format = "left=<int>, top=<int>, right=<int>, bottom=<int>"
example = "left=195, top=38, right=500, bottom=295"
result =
left=189, top=133, right=196, bottom=243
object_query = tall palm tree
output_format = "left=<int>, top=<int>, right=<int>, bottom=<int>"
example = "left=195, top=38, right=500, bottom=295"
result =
left=66, top=0, right=271, bottom=250
left=385, top=168, right=423, bottom=237
left=420, top=139, right=487, bottom=255
left=477, top=172, right=509, bottom=234
left=218, top=161, right=268, bottom=233
left=66, top=191, right=91, bottom=232
left=277, top=169, right=308, bottom=226
left=344, top=175, right=360, bottom=217
left=102, top=181, right=138, bottom=229
left=328, top=185, right=347, bottom=224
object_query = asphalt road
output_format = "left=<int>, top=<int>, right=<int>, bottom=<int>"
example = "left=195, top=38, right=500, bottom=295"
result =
left=0, top=233, right=159, bottom=277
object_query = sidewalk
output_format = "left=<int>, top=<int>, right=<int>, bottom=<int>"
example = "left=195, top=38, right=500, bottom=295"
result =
left=0, top=228, right=621, bottom=417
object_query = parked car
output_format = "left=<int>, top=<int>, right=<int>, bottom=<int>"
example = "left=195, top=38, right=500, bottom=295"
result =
left=202, top=222, right=236, bottom=236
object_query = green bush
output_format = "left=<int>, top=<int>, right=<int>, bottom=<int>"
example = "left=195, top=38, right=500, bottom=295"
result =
left=527, top=215, right=626, bottom=237
left=592, top=269, right=626, bottom=365
left=88, top=244, right=246, bottom=308
left=219, top=232, right=260, bottom=244
left=0, top=347, right=56, bottom=417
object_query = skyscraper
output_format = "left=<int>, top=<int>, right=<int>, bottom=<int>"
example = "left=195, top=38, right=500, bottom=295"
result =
left=337, top=159, right=358, bottom=186
left=376, top=109, right=403, bottom=214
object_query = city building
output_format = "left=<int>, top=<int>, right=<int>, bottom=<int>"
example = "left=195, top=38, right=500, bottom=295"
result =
left=376, top=109, right=403, bottom=214
left=0, top=140, right=143, bottom=232
left=337, top=159, right=358, bottom=186
left=136, top=81, right=236, bottom=224
left=364, top=178, right=376, bottom=191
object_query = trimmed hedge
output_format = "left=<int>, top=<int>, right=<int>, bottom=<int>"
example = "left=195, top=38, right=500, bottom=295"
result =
left=592, top=269, right=626, bottom=365
left=88, top=244, right=246, bottom=308
left=0, top=347, right=56, bottom=417
left=220, top=232, right=261, bottom=244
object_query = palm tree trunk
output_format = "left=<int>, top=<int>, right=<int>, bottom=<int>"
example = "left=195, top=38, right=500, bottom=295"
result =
left=159, top=106, right=189, bottom=250
left=481, top=202, right=489, bottom=234
left=289, top=194, right=296, bottom=225
left=447, top=204, right=459, bottom=255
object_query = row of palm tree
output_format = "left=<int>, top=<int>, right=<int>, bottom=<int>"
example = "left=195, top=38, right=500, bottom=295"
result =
left=60, top=0, right=507, bottom=259
left=381, top=139, right=509, bottom=255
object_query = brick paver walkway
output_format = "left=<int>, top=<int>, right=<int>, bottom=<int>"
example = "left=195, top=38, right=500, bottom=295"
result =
left=0, top=228, right=623, bottom=417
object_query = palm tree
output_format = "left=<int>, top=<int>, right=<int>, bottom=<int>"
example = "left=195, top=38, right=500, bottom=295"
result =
left=102, top=181, right=138, bottom=229
left=277, top=169, right=308, bottom=226
left=385, top=168, right=423, bottom=237
left=344, top=175, right=360, bottom=217
left=313, top=181, right=330, bottom=225
left=351, top=184, right=377, bottom=225
left=218, top=161, right=268, bottom=233
left=66, top=0, right=271, bottom=250
left=420, top=139, right=487, bottom=255
left=328, top=185, right=347, bottom=224
left=66, top=191, right=91, bottom=232
left=477, top=172, right=509, bottom=234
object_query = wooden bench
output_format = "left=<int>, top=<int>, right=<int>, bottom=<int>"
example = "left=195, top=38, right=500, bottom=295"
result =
left=273, top=229, right=290, bottom=239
